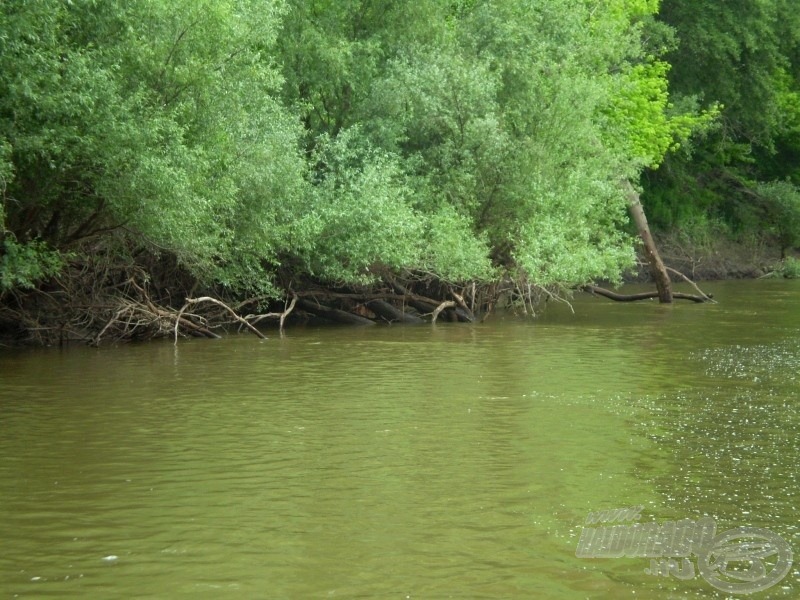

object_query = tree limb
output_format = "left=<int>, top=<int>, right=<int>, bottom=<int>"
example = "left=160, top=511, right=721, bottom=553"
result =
left=432, top=300, right=456, bottom=323
left=665, top=267, right=716, bottom=303
left=176, top=296, right=266, bottom=343
left=582, top=285, right=708, bottom=303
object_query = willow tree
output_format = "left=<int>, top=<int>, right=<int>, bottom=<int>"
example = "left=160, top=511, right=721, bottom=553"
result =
left=0, top=0, right=315, bottom=298
left=0, top=0, right=316, bottom=342
left=277, top=0, right=708, bottom=296
left=2, top=0, right=717, bottom=342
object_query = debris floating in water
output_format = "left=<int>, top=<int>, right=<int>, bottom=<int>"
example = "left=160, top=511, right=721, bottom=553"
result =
left=102, top=555, right=119, bottom=562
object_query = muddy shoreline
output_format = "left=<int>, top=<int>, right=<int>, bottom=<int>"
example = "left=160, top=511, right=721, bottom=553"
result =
left=1, top=233, right=795, bottom=348
left=627, top=233, right=793, bottom=282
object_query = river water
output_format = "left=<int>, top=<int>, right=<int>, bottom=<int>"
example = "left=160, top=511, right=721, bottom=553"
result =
left=1, top=280, right=798, bottom=599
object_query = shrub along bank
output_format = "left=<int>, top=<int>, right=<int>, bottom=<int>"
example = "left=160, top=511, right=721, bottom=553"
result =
left=1, top=1, right=797, bottom=344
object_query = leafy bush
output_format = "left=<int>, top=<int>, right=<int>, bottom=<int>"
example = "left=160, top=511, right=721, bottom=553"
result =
left=0, top=0, right=717, bottom=298
left=774, top=256, right=800, bottom=279
left=756, top=180, right=800, bottom=256
left=0, top=239, right=64, bottom=291
left=0, top=0, right=302, bottom=295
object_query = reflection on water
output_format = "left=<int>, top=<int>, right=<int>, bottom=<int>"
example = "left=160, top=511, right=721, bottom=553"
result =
left=695, top=342, right=800, bottom=382
left=0, top=280, right=798, bottom=598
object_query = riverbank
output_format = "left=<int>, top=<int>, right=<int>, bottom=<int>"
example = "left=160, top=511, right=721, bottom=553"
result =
left=1, top=231, right=795, bottom=348
left=632, top=232, right=796, bottom=281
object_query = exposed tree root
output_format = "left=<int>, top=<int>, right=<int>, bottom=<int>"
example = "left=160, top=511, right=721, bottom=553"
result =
left=1, top=241, right=716, bottom=348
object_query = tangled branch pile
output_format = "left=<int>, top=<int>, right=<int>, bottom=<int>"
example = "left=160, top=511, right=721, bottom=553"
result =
left=0, top=231, right=561, bottom=345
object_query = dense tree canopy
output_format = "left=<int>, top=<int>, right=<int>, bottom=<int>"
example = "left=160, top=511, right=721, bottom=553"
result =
left=1, top=0, right=795, bottom=336
left=646, top=0, right=800, bottom=236
left=1, top=0, right=307, bottom=294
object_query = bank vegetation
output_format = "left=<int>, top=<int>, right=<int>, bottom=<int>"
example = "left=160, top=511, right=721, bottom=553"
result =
left=1, top=1, right=798, bottom=345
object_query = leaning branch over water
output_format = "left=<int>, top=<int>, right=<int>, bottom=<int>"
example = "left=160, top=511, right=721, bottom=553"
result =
left=666, top=267, right=717, bottom=303
left=581, top=285, right=709, bottom=303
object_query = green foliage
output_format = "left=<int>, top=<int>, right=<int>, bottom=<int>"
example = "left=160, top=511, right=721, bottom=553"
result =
left=647, top=0, right=800, bottom=241
left=603, top=60, right=718, bottom=168
left=0, top=139, right=11, bottom=234
left=366, top=43, right=507, bottom=220
left=756, top=180, right=800, bottom=254
left=459, top=0, right=663, bottom=281
left=759, top=68, right=800, bottom=183
left=292, top=129, right=424, bottom=283
left=659, top=0, right=783, bottom=147
left=0, top=0, right=303, bottom=295
left=774, top=256, right=800, bottom=278
left=347, top=0, right=680, bottom=285
left=421, top=206, right=496, bottom=283
left=1, top=0, right=729, bottom=298
left=0, top=239, right=64, bottom=291
left=288, top=128, right=495, bottom=284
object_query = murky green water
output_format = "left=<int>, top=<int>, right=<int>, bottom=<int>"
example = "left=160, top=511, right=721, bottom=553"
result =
left=1, top=280, right=799, bottom=599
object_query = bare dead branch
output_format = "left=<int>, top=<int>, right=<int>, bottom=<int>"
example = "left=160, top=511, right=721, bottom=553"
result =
left=665, top=267, right=716, bottom=303
left=431, top=300, right=456, bottom=323
left=176, top=297, right=266, bottom=344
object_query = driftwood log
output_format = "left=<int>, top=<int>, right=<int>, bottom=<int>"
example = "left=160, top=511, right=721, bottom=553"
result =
left=366, top=299, right=424, bottom=324
left=297, top=298, right=376, bottom=325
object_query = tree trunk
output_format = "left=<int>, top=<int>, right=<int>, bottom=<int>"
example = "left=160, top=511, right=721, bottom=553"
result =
left=623, top=181, right=673, bottom=303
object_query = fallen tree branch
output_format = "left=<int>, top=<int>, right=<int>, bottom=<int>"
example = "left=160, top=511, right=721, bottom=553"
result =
left=175, top=296, right=266, bottom=344
left=366, top=299, right=424, bottom=323
left=297, top=298, right=376, bottom=325
left=381, top=280, right=441, bottom=314
left=387, top=279, right=473, bottom=322
left=91, top=307, right=128, bottom=347
left=581, top=285, right=708, bottom=303
left=279, top=293, right=297, bottom=333
left=538, top=284, right=575, bottom=314
left=431, top=300, right=456, bottom=323
left=450, top=288, right=475, bottom=322
left=244, top=293, right=298, bottom=334
left=665, top=267, right=716, bottom=303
